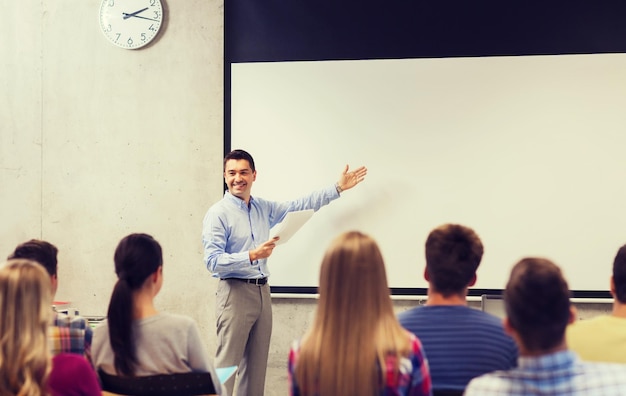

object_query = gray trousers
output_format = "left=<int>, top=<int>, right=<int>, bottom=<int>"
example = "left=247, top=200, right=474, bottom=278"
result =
left=215, top=279, right=272, bottom=396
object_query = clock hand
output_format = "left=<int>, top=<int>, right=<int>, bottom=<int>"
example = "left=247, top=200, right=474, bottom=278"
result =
left=122, top=7, right=149, bottom=20
left=122, top=14, right=159, bottom=22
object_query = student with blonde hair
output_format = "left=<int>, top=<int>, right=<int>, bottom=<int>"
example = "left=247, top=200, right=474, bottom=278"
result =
left=288, top=231, right=432, bottom=396
left=0, top=259, right=100, bottom=395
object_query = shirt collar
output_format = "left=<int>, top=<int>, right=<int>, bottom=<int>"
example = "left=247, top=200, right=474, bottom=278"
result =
left=518, top=350, right=577, bottom=371
left=224, top=191, right=253, bottom=210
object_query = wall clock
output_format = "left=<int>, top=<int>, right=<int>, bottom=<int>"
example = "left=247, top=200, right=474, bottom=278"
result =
left=99, top=0, right=164, bottom=49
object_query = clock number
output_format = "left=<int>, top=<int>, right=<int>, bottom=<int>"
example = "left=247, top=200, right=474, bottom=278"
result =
left=99, top=0, right=162, bottom=49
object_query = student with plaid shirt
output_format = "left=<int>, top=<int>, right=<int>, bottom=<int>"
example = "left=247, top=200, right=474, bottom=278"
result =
left=8, top=239, right=93, bottom=361
left=466, top=258, right=626, bottom=396
left=289, top=232, right=431, bottom=396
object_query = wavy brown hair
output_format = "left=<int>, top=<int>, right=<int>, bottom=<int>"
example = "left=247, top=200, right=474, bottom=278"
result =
left=0, top=259, right=52, bottom=396
left=295, top=231, right=411, bottom=395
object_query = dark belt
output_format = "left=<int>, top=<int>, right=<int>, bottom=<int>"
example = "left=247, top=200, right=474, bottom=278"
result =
left=222, top=277, right=268, bottom=285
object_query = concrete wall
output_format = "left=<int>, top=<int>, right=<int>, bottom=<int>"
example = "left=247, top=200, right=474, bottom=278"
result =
left=0, top=2, right=614, bottom=395
left=1, top=0, right=223, bottom=349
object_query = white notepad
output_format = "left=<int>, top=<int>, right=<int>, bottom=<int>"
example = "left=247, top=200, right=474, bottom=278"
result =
left=270, top=209, right=314, bottom=245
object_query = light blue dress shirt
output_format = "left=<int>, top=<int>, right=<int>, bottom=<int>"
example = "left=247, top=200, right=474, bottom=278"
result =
left=202, top=185, right=339, bottom=279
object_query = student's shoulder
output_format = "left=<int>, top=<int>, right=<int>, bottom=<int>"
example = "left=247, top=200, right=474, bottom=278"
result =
left=399, top=304, right=486, bottom=321
left=580, top=359, right=626, bottom=380
left=404, top=331, right=426, bottom=353
left=53, top=313, right=93, bottom=340
left=568, top=315, right=614, bottom=332
left=54, top=312, right=89, bottom=328
left=397, top=305, right=427, bottom=321
left=466, top=307, right=506, bottom=324
left=153, top=312, right=198, bottom=328
left=52, top=353, right=91, bottom=369
left=465, top=371, right=513, bottom=396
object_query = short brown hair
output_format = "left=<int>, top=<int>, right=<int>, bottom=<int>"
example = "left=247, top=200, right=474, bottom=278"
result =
left=425, top=224, right=483, bottom=296
left=505, top=257, right=571, bottom=352
left=223, top=149, right=255, bottom=172
left=8, top=240, right=58, bottom=277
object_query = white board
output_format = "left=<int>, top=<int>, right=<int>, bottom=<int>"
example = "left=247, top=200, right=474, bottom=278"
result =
left=231, top=54, right=626, bottom=291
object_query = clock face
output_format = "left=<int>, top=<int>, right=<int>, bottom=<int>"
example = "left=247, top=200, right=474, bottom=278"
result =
left=99, top=0, right=163, bottom=49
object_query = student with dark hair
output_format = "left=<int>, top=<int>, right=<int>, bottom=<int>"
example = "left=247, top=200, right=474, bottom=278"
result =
left=202, top=149, right=367, bottom=396
left=289, top=231, right=431, bottom=396
left=466, top=257, right=626, bottom=395
left=8, top=239, right=58, bottom=275
left=397, top=224, right=517, bottom=393
left=92, top=233, right=221, bottom=393
left=8, top=239, right=93, bottom=359
left=567, top=243, right=626, bottom=363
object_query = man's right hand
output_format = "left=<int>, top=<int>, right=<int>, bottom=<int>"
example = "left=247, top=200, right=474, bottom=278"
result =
left=249, top=237, right=279, bottom=262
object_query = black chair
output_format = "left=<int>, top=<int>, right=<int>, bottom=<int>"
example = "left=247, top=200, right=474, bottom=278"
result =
left=98, top=369, right=217, bottom=396
left=433, top=389, right=465, bottom=396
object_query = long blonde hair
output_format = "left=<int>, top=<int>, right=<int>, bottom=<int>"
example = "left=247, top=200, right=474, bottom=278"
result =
left=295, top=231, right=411, bottom=395
left=0, top=259, right=52, bottom=396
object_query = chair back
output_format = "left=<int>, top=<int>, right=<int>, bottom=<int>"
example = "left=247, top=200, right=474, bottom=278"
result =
left=433, top=389, right=465, bottom=396
left=98, top=369, right=217, bottom=396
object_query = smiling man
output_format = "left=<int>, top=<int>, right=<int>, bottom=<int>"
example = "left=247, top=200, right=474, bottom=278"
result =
left=202, top=149, right=366, bottom=396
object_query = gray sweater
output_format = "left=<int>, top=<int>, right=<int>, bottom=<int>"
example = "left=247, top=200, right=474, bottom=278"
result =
left=92, top=312, right=221, bottom=394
